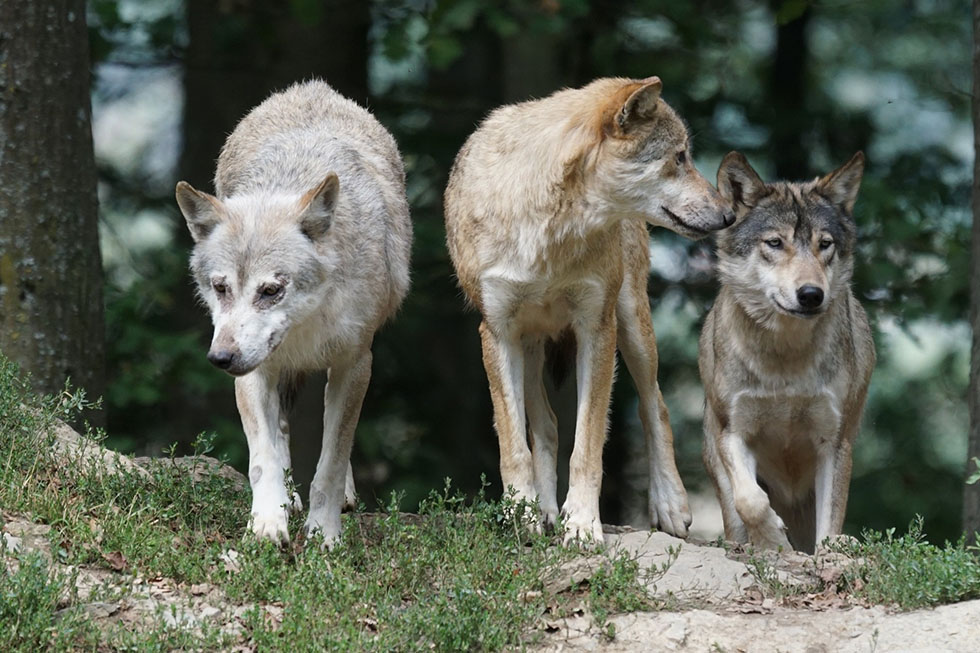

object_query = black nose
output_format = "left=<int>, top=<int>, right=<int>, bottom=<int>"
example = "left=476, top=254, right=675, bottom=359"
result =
left=207, top=349, right=235, bottom=370
left=723, top=210, right=736, bottom=227
left=796, top=285, right=824, bottom=310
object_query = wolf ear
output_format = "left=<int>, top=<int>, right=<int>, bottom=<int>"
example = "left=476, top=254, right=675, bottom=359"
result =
left=613, top=77, right=662, bottom=133
left=816, top=151, right=865, bottom=215
left=298, top=172, right=339, bottom=241
left=717, top=152, right=766, bottom=210
left=175, top=181, right=226, bottom=243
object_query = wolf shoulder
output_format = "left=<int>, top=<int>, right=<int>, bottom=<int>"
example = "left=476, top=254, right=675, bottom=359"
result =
left=216, top=80, right=406, bottom=204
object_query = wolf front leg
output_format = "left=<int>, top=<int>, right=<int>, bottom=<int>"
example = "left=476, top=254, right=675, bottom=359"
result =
left=524, top=338, right=560, bottom=529
left=702, top=406, right=748, bottom=544
left=718, top=429, right=791, bottom=551
left=815, top=408, right=859, bottom=550
left=562, top=300, right=618, bottom=546
left=480, top=321, right=538, bottom=524
left=306, top=350, right=372, bottom=549
left=616, top=270, right=691, bottom=538
left=236, top=371, right=292, bottom=544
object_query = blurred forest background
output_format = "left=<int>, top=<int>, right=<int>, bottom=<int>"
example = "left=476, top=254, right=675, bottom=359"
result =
left=0, top=0, right=972, bottom=543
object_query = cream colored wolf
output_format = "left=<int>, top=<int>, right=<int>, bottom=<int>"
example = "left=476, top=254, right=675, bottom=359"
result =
left=444, top=77, right=734, bottom=543
left=700, top=151, right=874, bottom=553
left=175, top=81, right=411, bottom=548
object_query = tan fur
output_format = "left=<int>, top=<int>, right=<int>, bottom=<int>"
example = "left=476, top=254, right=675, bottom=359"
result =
left=445, top=77, right=733, bottom=543
left=701, top=152, right=874, bottom=553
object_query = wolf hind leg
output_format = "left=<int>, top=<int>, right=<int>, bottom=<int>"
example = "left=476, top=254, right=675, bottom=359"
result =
left=306, top=350, right=372, bottom=549
left=342, top=461, right=357, bottom=512
left=616, top=266, right=691, bottom=538
left=524, top=337, right=559, bottom=529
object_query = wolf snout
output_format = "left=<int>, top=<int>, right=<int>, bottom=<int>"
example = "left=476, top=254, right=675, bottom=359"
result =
left=207, top=348, right=238, bottom=371
left=796, top=285, right=825, bottom=310
left=722, top=209, right=736, bottom=227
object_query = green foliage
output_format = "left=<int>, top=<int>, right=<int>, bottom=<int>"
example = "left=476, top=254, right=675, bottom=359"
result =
left=0, top=551, right=95, bottom=652
left=833, top=517, right=980, bottom=610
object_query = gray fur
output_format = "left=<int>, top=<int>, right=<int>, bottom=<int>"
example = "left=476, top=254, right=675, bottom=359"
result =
left=175, top=80, right=411, bottom=547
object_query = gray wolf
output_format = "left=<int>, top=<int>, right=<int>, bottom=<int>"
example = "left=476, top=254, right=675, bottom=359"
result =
left=444, top=76, right=734, bottom=543
left=175, top=80, right=411, bottom=547
left=700, top=151, right=874, bottom=552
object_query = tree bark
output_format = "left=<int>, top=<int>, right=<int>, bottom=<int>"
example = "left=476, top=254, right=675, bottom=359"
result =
left=963, top=0, right=980, bottom=541
left=767, top=2, right=811, bottom=179
left=0, top=0, right=105, bottom=411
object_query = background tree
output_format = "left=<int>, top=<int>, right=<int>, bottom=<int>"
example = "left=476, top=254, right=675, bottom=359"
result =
left=963, top=0, right=980, bottom=541
left=0, top=0, right=105, bottom=417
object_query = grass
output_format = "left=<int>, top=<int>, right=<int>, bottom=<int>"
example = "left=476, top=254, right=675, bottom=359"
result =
left=0, top=353, right=657, bottom=651
left=830, top=516, right=980, bottom=610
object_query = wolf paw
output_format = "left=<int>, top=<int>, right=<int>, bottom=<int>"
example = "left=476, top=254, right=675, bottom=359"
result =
left=649, top=484, right=692, bottom=539
left=561, top=513, right=604, bottom=548
left=249, top=510, right=290, bottom=545
left=305, top=514, right=342, bottom=551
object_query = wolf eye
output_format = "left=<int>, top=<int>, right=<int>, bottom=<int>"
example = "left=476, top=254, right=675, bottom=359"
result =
left=259, top=284, right=282, bottom=298
left=819, top=238, right=834, bottom=250
left=675, top=150, right=687, bottom=165
left=212, top=281, right=227, bottom=295
left=764, top=238, right=783, bottom=249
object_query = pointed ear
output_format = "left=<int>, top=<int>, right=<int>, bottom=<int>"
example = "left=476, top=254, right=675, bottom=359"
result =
left=297, top=172, right=339, bottom=241
left=816, top=151, right=865, bottom=214
left=717, top=152, right=766, bottom=209
left=175, top=181, right=226, bottom=243
left=612, top=76, right=662, bottom=133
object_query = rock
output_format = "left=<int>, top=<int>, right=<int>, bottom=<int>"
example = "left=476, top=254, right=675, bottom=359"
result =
left=607, top=531, right=755, bottom=603
left=50, top=419, right=149, bottom=479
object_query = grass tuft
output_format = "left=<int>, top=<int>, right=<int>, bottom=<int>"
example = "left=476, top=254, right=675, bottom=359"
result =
left=831, top=516, right=980, bottom=610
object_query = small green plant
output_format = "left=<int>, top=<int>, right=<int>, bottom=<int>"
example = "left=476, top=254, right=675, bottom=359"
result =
left=832, top=516, right=980, bottom=610
left=0, top=550, right=95, bottom=651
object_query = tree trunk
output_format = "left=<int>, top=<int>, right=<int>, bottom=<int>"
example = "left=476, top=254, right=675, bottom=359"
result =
left=768, top=2, right=811, bottom=179
left=0, top=0, right=105, bottom=413
left=963, top=0, right=980, bottom=541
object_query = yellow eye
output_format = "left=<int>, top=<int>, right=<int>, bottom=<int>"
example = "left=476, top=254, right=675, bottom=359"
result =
left=819, top=238, right=834, bottom=250
left=764, top=238, right=783, bottom=249
left=213, top=282, right=227, bottom=295
left=260, top=284, right=282, bottom=297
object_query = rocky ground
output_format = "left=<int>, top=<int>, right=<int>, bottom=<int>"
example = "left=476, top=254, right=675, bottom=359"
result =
left=3, top=426, right=978, bottom=652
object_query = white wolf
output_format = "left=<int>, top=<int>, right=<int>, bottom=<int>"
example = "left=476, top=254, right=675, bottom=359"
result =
left=175, top=80, right=411, bottom=547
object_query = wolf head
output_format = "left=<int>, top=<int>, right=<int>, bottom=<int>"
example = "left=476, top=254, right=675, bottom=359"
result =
left=587, top=77, right=734, bottom=239
left=175, top=174, right=338, bottom=375
left=714, top=152, right=865, bottom=323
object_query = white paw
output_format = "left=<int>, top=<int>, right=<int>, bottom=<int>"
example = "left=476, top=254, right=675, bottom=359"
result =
left=560, top=493, right=604, bottom=547
left=249, top=509, right=290, bottom=545
left=305, top=512, right=342, bottom=550
left=561, top=512, right=604, bottom=547
left=649, top=478, right=692, bottom=538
